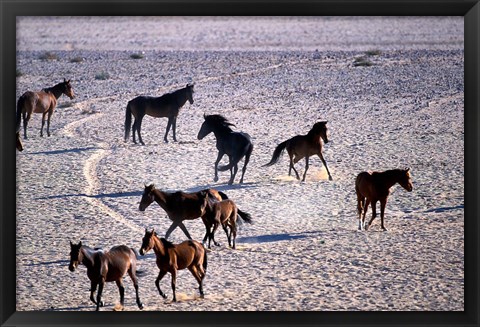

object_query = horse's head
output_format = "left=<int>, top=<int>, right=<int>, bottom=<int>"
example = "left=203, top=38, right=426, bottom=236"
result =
left=399, top=168, right=413, bottom=192
left=197, top=114, right=212, bottom=140
left=312, top=121, right=329, bottom=144
left=63, top=79, right=75, bottom=100
left=16, top=132, right=24, bottom=152
left=69, top=241, right=83, bottom=272
left=139, top=184, right=155, bottom=211
left=186, top=83, right=194, bottom=105
left=139, top=228, right=156, bottom=255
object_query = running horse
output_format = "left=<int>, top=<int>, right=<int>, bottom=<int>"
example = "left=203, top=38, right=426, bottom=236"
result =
left=139, top=184, right=226, bottom=241
left=139, top=228, right=207, bottom=302
left=69, top=241, right=144, bottom=311
left=355, top=168, right=413, bottom=231
left=197, top=114, right=253, bottom=185
left=263, top=121, right=332, bottom=182
left=16, top=79, right=75, bottom=139
left=124, top=83, right=194, bottom=145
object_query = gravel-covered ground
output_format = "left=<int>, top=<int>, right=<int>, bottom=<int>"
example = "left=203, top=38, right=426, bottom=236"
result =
left=15, top=16, right=464, bottom=311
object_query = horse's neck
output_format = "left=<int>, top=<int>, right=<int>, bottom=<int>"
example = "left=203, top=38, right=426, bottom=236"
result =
left=80, top=246, right=96, bottom=269
left=175, top=89, right=188, bottom=107
left=382, top=170, right=402, bottom=189
left=153, top=189, right=170, bottom=211
left=45, top=84, right=64, bottom=99
left=152, top=235, right=167, bottom=257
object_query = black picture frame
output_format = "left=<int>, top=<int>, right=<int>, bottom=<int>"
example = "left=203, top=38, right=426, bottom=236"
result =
left=1, top=1, right=478, bottom=326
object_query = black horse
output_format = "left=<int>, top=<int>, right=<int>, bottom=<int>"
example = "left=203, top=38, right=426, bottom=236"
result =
left=197, top=114, right=253, bottom=185
left=124, top=84, right=194, bottom=145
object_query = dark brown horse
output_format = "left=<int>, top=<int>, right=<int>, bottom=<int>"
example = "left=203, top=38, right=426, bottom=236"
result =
left=69, top=241, right=144, bottom=311
left=16, top=79, right=75, bottom=139
left=16, top=132, right=24, bottom=151
left=139, top=228, right=207, bottom=302
left=139, top=184, right=226, bottom=241
left=124, top=83, right=194, bottom=145
left=202, top=196, right=252, bottom=249
left=263, top=121, right=332, bottom=182
left=197, top=114, right=253, bottom=185
left=355, top=168, right=413, bottom=231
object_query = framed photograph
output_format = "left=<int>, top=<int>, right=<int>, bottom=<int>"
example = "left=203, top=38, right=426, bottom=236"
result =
left=2, top=1, right=478, bottom=326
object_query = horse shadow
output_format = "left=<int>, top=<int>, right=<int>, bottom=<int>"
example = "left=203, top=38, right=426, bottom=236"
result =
left=35, top=190, right=142, bottom=200
left=184, top=181, right=260, bottom=193
left=27, top=146, right=98, bottom=156
left=237, top=230, right=325, bottom=244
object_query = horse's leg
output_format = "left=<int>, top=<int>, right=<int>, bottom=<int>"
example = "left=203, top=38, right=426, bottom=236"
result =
left=302, top=156, right=310, bottom=182
left=136, top=116, right=145, bottom=145
left=127, top=266, right=143, bottom=309
left=115, top=280, right=125, bottom=309
left=95, top=280, right=105, bottom=311
left=289, top=154, right=300, bottom=179
left=171, top=269, right=178, bottom=302
left=164, top=117, right=173, bottom=143
left=22, top=112, right=29, bottom=139
left=40, top=112, right=47, bottom=137
left=132, top=118, right=138, bottom=144
left=46, top=109, right=54, bottom=137
left=362, top=199, right=371, bottom=230
left=164, top=220, right=181, bottom=240
left=239, top=146, right=253, bottom=183
left=89, top=280, right=99, bottom=305
left=213, top=152, right=224, bottom=182
left=318, top=153, right=333, bottom=181
left=222, top=224, right=231, bottom=247
left=367, top=200, right=377, bottom=230
left=202, top=219, right=211, bottom=246
left=356, top=193, right=364, bottom=230
left=231, top=222, right=237, bottom=249
left=171, top=116, right=178, bottom=142
left=177, top=221, right=193, bottom=240
left=229, top=163, right=239, bottom=185
left=155, top=270, right=168, bottom=299
left=188, top=266, right=204, bottom=297
left=209, top=222, right=220, bottom=248
left=380, top=199, right=388, bottom=231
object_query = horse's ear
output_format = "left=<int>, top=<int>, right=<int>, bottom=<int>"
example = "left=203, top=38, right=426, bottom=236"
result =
left=203, top=113, right=207, bottom=119
left=79, top=241, right=82, bottom=246
left=70, top=240, right=73, bottom=246
left=406, top=167, right=411, bottom=172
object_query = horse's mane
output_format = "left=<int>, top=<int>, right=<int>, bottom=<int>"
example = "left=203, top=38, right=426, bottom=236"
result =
left=205, top=114, right=236, bottom=131
left=159, top=236, right=175, bottom=249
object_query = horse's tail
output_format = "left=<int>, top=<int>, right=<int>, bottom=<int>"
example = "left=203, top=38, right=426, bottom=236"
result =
left=124, top=101, right=132, bottom=142
left=237, top=208, right=252, bottom=224
left=262, top=140, right=288, bottom=167
left=16, top=95, right=25, bottom=133
left=218, top=191, right=229, bottom=200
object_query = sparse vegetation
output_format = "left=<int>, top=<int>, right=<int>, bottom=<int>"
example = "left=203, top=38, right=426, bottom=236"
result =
left=130, top=53, right=145, bottom=59
left=365, top=49, right=382, bottom=56
left=95, top=71, right=110, bottom=80
left=38, top=51, right=58, bottom=61
left=16, top=69, right=23, bottom=77
left=353, top=56, right=374, bottom=67
left=70, top=56, right=84, bottom=63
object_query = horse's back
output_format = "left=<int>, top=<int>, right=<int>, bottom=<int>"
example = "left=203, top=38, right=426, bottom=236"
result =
left=356, top=171, right=388, bottom=199
left=173, top=240, right=205, bottom=269
left=130, top=94, right=176, bottom=117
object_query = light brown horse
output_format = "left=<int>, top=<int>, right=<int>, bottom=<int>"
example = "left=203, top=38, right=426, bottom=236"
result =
left=139, top=184, right=225, bottom=240
left=16, top=132, right=24, bottom=151
left=69, top=241, right=144, bottom=311
left=139, top=228, right=207, bottom=302
left=355, top=168, right=413, bottom=231
left=124, top=83, right=194, bottom=145
left=263, top=121, right=332, bottom=182
left=202, top=197, right=252, bottom=249
left=16, top=79, right=75, bottom=139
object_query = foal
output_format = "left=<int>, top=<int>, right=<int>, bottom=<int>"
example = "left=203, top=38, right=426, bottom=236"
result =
left=69, top=241, right=144, bottom=311
left=139, top=229, right=207, bottom=302
left=355, top=168, right=413, bottom=231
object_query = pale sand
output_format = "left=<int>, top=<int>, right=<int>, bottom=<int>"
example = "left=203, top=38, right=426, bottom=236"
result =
left=16, top=17, right=463, bottom=311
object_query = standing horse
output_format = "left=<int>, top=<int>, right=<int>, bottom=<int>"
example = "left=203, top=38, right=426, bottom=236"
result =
left=139, top=184, right=225, bottom=240
left=355, top=168, right=413, bottom=231
left=16, top=79, right=75, bottom=139
left=124, top=83, right=194, bottom=145
left=197, top=114, right=253, bottom=185
left=263, top=121, right=332, bottom=182
left=202, top=196, right=252, bottom=249
left=139, top=228, right=207, bottom=302
left=69, top=241, right=144, bottom=311
left=16, top=132, right=24, bottom=151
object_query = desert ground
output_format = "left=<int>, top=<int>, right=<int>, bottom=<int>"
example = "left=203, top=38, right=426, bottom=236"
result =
left=15, top=16, right=464, bottom=311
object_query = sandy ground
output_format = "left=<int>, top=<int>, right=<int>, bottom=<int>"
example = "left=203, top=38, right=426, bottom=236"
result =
left=15, top=17, right=464, bottom=311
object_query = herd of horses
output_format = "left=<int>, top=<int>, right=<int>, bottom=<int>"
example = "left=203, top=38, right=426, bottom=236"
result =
left=17, top=80, right=413, bottom=310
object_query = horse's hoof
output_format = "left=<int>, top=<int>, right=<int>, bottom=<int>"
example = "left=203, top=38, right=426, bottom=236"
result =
left=100, top=301, right=104, bottom=307
left=329, top=176, right=333, bottom=181
left=138, top=303, right=144, bottom=310
left=213, top=177, right=219, bottom=182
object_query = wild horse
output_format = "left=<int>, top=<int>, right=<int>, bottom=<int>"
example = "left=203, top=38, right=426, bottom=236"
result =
left=139, top=228, right=207, bottom=302
left=69, top=241, right=144, bottom=311
left=197, top=114, right=253, bottom=185
left=124, top=83, right=194, bottom=145
left=355, top=168, right=413, bottom=231
left=139, top=184, right=226, bottom=241
left=263, top=121, right=332, bottom=182
left=16, top=79, right=75, bottom=139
